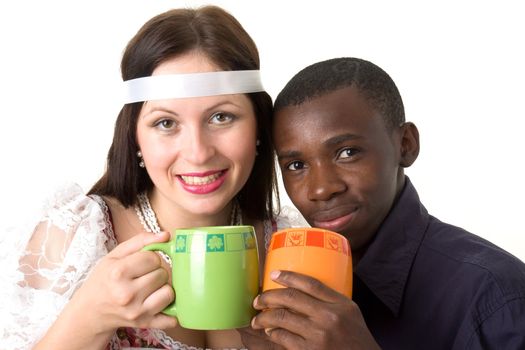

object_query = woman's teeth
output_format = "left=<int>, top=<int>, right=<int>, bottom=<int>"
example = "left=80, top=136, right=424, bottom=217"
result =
left=180, top=172, right=222, bottom=185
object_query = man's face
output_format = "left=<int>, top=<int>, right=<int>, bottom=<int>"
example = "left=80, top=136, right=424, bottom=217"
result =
left=273, top=86, right=405, bottom=253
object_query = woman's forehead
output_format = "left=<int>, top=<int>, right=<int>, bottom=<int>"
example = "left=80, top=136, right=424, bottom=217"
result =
left=153, top=52, right=219, bottom=75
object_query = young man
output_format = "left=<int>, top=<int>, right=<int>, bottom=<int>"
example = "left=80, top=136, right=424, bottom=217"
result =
left=239, top=58, right=525, bottom=349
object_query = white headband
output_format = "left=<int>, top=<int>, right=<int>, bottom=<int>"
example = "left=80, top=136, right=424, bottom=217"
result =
left=122, top=70, right=264, bottom=104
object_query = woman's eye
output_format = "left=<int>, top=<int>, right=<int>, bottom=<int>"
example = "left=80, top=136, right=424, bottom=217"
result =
left=155, top=119, right=176, bottom=130
left=210, top=112, right=234, bottom=125
left=337, top=147, right=359, bottom=159
left=286, top=161, right=305, bottom=171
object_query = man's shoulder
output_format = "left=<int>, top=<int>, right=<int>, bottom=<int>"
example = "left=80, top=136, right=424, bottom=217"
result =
left=421, top=216, right=525, bottom=296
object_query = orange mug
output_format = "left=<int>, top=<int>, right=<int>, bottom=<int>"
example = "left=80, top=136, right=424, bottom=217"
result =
left=263, top=227, right=352, bottom=298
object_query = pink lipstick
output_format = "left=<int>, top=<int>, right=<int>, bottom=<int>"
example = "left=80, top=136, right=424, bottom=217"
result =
left=177, top=169, right=228, bottom=194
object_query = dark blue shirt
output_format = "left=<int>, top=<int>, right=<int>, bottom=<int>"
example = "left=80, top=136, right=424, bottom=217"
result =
left=354, top=177, right=525, bottom=349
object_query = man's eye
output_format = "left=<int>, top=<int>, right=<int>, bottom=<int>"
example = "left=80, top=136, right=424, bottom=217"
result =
left=210, top=112, right=234, bottom=124
left=337, top=147, right=359, bottom=159
left=286, top=161, right=305, bottom=171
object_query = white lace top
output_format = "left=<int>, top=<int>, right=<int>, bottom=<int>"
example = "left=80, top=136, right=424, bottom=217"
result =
left=0, top=183, right=306, bottom=349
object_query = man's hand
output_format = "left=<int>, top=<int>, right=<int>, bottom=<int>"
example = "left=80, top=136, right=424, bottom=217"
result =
left=244, top=270, right=380, bottom=350
left=238, top=326, right=286, bottom=350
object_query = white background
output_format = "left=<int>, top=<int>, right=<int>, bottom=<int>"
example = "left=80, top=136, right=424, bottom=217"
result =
left=0, top=1, right=524, bottom=260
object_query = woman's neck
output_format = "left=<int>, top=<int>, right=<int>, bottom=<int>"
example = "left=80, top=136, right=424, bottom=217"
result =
left=148, top=190, right=233, bottom=231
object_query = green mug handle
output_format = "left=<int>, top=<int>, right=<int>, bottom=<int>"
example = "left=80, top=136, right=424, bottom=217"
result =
left=142, top=242, right=177, bottom=317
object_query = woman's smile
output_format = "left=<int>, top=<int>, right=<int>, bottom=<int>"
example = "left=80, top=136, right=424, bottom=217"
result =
left=176, top=169, right=228, bottom=194
left=178, top=169, right=226, bottom=185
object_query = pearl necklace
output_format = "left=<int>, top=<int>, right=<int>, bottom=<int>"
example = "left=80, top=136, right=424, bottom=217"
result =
left=135, top=193, right=161, bottom=234
left=134, top=192, right=242, bottom=235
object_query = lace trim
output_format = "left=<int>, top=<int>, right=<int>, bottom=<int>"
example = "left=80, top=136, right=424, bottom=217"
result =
left=89, top=194, right=118, bottom=251
left=263, top=218, right=273, bottom=250
left=152, top=328, right=201, bottom=349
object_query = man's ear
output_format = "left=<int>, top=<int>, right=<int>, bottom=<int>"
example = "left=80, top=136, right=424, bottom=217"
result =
left=399, top=122, right=420, bottom=167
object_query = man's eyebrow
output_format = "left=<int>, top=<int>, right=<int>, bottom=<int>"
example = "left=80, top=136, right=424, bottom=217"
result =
left=277, top=150, right=301, bottom=161
left=277, top=134, right=361, bottom=160
left=323, top=133, right=361, bottom=147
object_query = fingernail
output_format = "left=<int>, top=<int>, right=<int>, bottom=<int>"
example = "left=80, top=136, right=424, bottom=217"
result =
left=270, top=270, right=281, bottom=280
left=253, top=295, right=259, bottom=307
left=251, top=317, right=257, bottom=328
left=265, top=327, right=274, bottom=336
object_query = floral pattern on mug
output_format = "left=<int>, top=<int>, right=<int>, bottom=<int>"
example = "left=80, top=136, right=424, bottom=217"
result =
left=286, top=231, right=305, bottom=246
left=207, top=234, right=225, bottom=252
left=244, top=232, right=256, bottom=249
left=176, top=235, right=187, bottom=252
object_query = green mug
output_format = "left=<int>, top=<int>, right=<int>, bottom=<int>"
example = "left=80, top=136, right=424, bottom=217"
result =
left=142, top=225, right=259, bottom=330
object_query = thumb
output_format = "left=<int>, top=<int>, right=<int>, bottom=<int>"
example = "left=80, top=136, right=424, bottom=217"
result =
left=110, top=231, right=171, bottom=259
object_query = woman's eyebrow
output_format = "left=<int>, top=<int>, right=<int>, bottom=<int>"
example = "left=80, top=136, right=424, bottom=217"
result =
left=142, top=106, right=178, bottom=117
left=202, top=99, right=244, bottom=114
left=141, top=98, right=245, bottom=118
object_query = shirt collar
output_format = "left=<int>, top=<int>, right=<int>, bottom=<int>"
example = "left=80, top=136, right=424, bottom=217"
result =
left=354, top=177, right=430, bottom=317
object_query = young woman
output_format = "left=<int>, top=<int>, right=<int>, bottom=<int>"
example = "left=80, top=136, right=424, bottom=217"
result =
left=2, top=6, right=302, bottom=349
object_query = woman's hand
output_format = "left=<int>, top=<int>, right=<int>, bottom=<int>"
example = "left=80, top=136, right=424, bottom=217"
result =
left=240, top=270, right=380, bottom=350
left=76, top=231, right=177, bottom=330
left=36, top=231, right=177, bottom=349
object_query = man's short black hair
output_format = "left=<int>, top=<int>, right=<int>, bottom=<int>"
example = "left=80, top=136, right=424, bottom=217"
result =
left=274, top=57, right=405, bottom=130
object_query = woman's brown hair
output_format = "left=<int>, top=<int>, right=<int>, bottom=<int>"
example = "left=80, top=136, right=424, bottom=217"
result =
left=89, top=6, right=277, bottom=221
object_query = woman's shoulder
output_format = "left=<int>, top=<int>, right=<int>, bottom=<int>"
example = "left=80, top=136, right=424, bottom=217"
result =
left=39, top=182, right=117, bottom=249
left=42, top=183, right=104, bottom=222
left=42, top=182, right=96, bottom=213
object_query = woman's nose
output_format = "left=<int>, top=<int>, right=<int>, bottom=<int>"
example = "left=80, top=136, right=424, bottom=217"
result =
left=180, top=127, right=216, bottom=164
left=306, top=165, right=347, bottom=202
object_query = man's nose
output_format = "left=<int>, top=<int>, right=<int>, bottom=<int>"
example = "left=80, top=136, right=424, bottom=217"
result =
left=306, top=165, right=347, bottom=202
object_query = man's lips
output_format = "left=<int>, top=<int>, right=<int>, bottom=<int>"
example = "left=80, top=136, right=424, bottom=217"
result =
left=310, top=207, right=357, bottom=231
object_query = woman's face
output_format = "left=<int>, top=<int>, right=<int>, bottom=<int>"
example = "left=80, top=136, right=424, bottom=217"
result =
left=136, top=52, right=258, bottom=219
